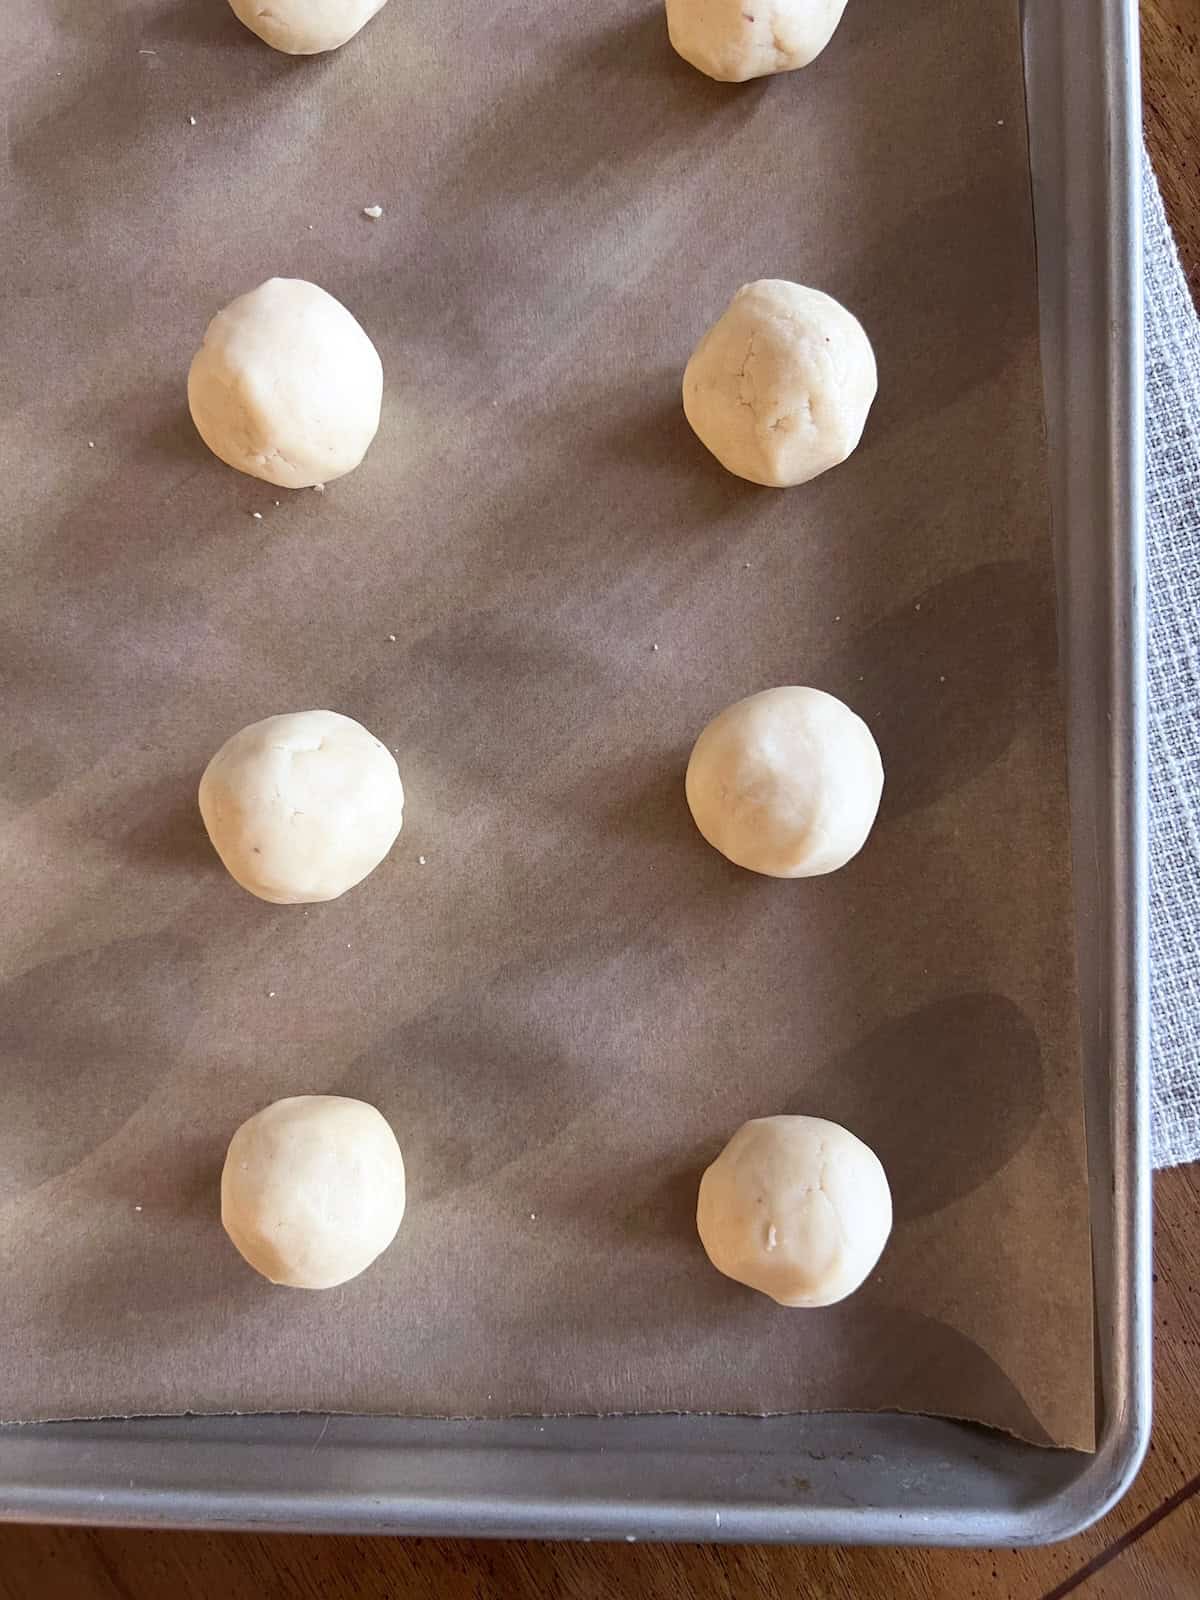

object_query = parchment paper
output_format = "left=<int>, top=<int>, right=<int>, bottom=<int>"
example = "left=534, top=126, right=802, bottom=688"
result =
left=0, top=0, right=1094, bottom=1449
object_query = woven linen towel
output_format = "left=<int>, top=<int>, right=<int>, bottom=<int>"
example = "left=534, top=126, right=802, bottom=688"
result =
left=1144, top=146, right=1200, bottom=1169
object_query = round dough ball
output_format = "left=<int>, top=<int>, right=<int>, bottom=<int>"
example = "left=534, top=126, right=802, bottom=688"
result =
left=666, top=0, right=847, bottom=82
left=199, top=709, right=404, bottom=904
left=683, top=279, right=876, bottom=487
left=222, top=1095, right=406, bottom=1289
left=685, top=686, right=882, bottom=877
left=227, top=0, right=389, bottom=54
left=188, top=278, right=382, bottom=488
left=697, top=1115, right=891, bottom=1307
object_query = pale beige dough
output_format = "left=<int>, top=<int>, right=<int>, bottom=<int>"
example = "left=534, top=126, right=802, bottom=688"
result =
left=227, top=0, right=390, bottom=55
left=666, top=0, right=848, bottom=82
left=697, top=1115, right=892, bottom=1306
left=199, top=709, right=404, bottom=904
left=222, top=1096, right=406, bottom=1289
left=188, top=278, right=382, bottom=488
left=683, top=279, right=876, bottom=487
left=685, top=686, right=882, bottom=877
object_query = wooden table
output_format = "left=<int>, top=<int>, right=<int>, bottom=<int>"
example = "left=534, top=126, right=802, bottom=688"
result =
left=1143, top=0, right=1200, bottom=297
left=3, top=6, right=1197, bottom=1596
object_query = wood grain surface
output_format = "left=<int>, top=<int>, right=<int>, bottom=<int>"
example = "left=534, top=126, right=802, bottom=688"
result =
left=1, top=3, right=1197, bottom=1595
left=1142, top=0, right=1200, bottom=297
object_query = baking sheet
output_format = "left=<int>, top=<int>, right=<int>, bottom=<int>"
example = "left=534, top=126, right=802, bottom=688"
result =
left=0, top=0, right=1094, bottom=1449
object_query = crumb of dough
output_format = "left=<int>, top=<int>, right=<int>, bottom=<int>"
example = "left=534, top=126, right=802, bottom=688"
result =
left=251, top=511, right=263, bottom=520
left=313, top=482, right=325, bottom=493
left=188, top=115, right=197, bottom=125
left=363, top=204, right=383, bottom=219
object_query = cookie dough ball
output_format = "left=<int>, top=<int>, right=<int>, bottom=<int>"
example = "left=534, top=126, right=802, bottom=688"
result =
left=188, top=278, right=382, bottom=488
left=222, top=1096, right=406, bottom=1289
left=697, top=1115, right=891, bottom=1306
left=683, top=279, right=876, bottom=487
left=227, top=0, right=389, bottom=54
left=666, top=0, right=848, bottom=82
left=199, top=709, right=404, bottom=904
left=685, top=686, right=882, bottom=877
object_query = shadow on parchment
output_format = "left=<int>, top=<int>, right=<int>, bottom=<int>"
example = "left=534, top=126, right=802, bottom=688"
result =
left=1, top=729, right=80, bottom=812
left=115, top=769, right=216, bottom=875
left=40, top=0, right=252, bottom=50
left=335, top=954, right=635, bottom=1210
left=588, top=1286, right=1049, bottom=1452
left=832, top=1303, right=1055, bottom=1448
left=817, top=558, right=1060, bottom=823
left=376, top=614, right=617, bottom=788
left=452, top=11, right=769, bottom=201
left=145, top=401, right=212, bottom=474
left=9, top=3, right=311, bottom=239
left=546, top=555, right=1058, bottom=868
left=339, top=11, right=770, bottom=377
left=12, top=382, right=260, bottom=628
left=552, top=368, right=770, bottom=544
left=611, top=992, right=1043, bottom=1245
left=21, top=1141, right=251, bottom=1368
left=589, top=382, right=700, bottom=477
left=569, top=750, right=696, bottom=846
left=0, top=930, right=206, bottom=1205
left=534, top=1224, right=1055, bottom=1446
left=791, top=992, right=1045, bottom=1223
left=844, top=172, right=1043, bottom=450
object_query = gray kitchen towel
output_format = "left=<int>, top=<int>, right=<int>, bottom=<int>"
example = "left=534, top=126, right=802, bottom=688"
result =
left=1144, top=146, right=1200, bottom=1169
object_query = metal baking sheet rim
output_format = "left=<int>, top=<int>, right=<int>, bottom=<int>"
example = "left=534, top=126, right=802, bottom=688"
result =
left=0, top=0, right=1150, bottom=1545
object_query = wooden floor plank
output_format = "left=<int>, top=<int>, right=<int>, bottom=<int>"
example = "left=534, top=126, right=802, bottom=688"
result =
left=1047, top=1484, right=1200, bottom=1599
left=1141, top=0, right=1200, bottom=296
